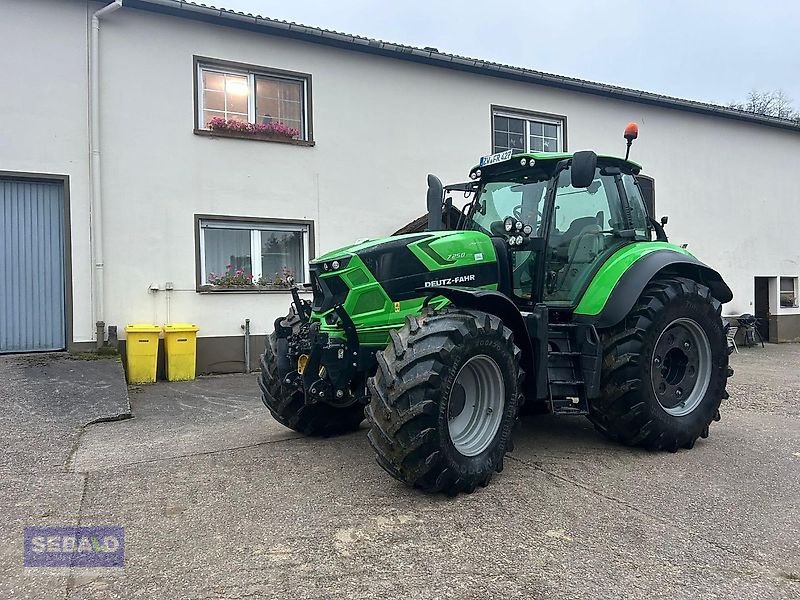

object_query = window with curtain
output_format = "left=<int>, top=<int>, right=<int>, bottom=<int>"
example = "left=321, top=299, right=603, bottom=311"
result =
left=197, top=61, right=311, bottom=141
left=199, top=218, right=311, bottom=288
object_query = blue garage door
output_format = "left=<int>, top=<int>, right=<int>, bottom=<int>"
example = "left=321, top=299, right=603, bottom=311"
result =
left=0, top=178, right=66, bottom=353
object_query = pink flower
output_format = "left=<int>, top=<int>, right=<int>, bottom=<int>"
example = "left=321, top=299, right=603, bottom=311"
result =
left=207, top=116, right=299, bottom=139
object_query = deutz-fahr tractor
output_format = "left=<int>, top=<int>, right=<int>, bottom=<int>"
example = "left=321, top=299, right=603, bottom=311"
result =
left=259, top=125, right=733, bottom=495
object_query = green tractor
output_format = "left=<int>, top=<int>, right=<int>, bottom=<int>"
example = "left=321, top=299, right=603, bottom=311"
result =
left=259, top=126, right=733, bottom=495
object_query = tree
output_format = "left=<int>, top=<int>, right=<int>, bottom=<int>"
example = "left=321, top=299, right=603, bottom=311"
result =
left=729, top=89, right=799, bottom=121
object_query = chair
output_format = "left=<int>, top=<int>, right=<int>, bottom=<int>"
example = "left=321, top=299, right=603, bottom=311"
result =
left=726, top=325, right=739, bottom=353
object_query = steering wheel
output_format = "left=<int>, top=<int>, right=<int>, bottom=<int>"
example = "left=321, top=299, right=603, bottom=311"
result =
left=513, top=205, right=543, bottom=230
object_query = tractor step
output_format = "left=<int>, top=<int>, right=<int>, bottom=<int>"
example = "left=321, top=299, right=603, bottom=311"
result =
left=550, top=379, right=585, bottom=386
left=552, top=405, right=589, bottom=416
left=546, top=320, right=598, bottom=416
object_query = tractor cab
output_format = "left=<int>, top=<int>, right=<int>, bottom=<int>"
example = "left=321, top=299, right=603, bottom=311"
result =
left=457, top=150, right=653, bottom=310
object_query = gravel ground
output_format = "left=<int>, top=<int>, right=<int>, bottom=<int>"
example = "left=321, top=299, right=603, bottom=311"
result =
left=1, top=346, right=798, bottom=599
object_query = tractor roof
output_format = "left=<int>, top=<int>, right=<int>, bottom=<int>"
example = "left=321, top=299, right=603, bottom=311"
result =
left=468, top=151, right=641, bottom=180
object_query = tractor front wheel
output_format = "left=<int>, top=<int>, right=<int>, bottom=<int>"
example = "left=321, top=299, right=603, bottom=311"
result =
left=589, top=277, right=731, bottom=451
left=366, top=308, right=522, bottom=495
left=259, top=326, right=364, bottom=436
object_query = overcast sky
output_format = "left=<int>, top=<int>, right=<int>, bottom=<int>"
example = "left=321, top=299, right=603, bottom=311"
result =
left=214, top=0, right=800, bottom=107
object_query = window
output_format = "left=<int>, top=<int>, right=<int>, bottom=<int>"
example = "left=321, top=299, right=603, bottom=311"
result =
left=780, top=277, right=797, bottom=308
left=636, top=174, right=656, bottom=218
left=621, top=173, right=651, bottom=238
left=471, top=175, right=550, bottom=299
left=197, top=217, right=312, bottom=289
left=543, top=167, right=628, bottom=304
left=196, top=58, right=312, bottom=141
left=492, top=107, right=565, bottom=154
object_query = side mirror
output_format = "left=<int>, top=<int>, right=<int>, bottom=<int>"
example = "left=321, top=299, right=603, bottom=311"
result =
left=426, top=174, right=444, bottom=232
left=660, top=216, right=669, bottom=226
left=570, top=151, right=597, bottom=188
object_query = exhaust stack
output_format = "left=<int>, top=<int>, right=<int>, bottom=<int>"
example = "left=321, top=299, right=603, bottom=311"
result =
left=426, top=174, right=443, bottom=231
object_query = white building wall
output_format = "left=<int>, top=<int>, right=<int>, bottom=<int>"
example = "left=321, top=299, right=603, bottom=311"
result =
left=0, top=0, right=94, bottom=343
left=3, top=1, right=800, bottom=352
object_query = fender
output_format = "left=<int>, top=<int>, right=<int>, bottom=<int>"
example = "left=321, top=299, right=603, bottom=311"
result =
left=575, top=248, right=733, bottom=329
left=421, top=286, right=534, bottom=383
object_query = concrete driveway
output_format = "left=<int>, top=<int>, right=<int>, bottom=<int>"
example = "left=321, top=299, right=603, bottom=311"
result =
left=1, top=346, right=799, bottom=599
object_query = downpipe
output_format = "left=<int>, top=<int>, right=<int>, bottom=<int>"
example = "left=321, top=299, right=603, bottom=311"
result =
left=89, top=0, right=123, bottom=347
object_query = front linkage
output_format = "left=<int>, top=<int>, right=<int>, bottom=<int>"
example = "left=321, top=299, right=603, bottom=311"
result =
left=275, top=285, right=373, bottom=409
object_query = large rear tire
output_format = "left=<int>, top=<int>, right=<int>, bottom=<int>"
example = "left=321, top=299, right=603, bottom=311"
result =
left=258, top=327, right=364, bottom=436
left=366, top=308, right=522, bottom=495
left=589, top=276, right=731, bottom=451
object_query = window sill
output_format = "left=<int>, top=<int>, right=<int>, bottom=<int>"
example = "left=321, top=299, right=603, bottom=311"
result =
left=778, top=306, right=800, bottom=315
left=194, top=128, right=315, bottom=146
left=197, top=285, right=312, bottom=294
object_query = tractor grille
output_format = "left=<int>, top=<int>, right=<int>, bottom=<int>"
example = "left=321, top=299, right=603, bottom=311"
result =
left=309, top=269, right=349, bottom=313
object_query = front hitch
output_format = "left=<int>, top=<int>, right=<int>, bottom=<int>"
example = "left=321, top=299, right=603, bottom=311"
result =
left=300, top=305, right=362, bottom=407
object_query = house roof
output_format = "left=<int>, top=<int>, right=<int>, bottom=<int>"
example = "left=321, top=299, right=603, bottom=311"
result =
left=125, top=0, right=800, bottom=134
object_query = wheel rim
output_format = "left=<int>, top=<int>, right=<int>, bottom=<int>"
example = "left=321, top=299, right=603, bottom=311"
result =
left=651, top=317, right=712, bottom=417
left=447, top=354, right=505, bottom=457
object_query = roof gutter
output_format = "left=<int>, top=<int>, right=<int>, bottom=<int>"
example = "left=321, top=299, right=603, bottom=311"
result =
left=89, top=0, right=123, bottom=348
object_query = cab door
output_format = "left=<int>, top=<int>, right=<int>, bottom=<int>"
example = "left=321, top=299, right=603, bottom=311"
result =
left=541, top=165, right=647, bottom=306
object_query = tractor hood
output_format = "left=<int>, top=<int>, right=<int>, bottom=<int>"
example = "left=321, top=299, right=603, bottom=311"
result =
left=312, top=232, right=452, bottom=264
left=308, top=230, right=500, bottom=321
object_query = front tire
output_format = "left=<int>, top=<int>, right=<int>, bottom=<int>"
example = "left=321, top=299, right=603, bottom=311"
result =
left=366, top=308, right=522, bottom=495
left=258, top=326, right=364, bottom=437
left=589, top=277, right=731, bottom=451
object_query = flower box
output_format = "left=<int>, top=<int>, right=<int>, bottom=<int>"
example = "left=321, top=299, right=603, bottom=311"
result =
left=197, top=284, right=296, bottom=293
left=206, top=117, right=299, bottom=140
left=200, top=267, right=298, bottom=293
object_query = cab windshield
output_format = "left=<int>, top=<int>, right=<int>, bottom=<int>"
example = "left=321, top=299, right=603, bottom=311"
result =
left=469, top=175, right=549, bottom=237
left=469, top=174, right=551, bottom=300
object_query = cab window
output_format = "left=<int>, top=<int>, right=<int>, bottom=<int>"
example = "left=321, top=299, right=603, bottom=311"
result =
left=621, top=173, right=651, bottom=239
left=543, top=168, right=628, bottom=304
left=471, top=179, right=548, bottom=236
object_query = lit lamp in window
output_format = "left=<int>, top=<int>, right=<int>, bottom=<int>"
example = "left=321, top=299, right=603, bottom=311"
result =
left=225, top=79, right=249, bottom=96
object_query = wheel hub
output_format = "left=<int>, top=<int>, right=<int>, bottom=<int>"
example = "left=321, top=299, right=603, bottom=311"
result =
left=447, top=355, right=505, bottom=457
left=650, top=318, right=712, bottom=417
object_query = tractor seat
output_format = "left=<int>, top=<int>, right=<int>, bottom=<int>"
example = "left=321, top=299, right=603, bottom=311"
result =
left=568, top=224, right=603, bottom=263
left=555, top=212, right=604, bottom=259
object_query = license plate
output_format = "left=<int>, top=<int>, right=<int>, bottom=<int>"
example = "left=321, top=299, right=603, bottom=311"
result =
left=479, top=149, right=512, bottom=167
left=297, top=354, right=309, bottom=374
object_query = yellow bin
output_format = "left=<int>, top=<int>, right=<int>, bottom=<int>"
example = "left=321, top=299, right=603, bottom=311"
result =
left=164, top=323, right=200, bottom=381
left=125, top=324, right=161, bottom=384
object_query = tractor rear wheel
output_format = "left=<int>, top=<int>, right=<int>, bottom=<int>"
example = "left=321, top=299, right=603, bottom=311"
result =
left=259, top=327, right=364, bottom=436
left=589, top=276, right=731, bottom=451
left=366, top=308, right=522, bottom=495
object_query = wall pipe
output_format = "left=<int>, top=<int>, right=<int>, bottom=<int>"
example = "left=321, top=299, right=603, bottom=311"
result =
left=242, top=319, right=251, bottom=374
left=90, top=0, right=123, bottom=347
